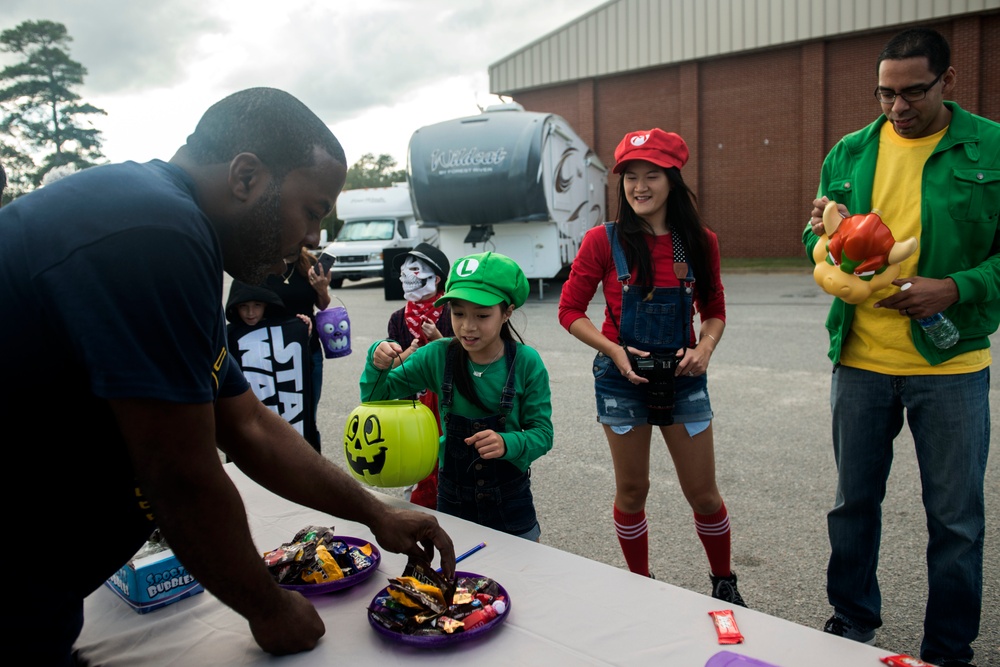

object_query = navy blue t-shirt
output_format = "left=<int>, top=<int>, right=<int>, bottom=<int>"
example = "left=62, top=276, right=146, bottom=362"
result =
left=0, top=160, right=249, bottom=597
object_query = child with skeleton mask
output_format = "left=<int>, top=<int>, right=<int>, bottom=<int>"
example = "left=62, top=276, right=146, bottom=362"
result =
left=386, top=243, right=454, bottom=508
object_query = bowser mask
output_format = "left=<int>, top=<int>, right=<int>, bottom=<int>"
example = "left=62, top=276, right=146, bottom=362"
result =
left=812, top=200, right=917, bottom=304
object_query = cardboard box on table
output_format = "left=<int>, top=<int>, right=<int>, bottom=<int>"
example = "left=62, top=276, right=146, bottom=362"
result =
left=104, top=547, right=203, bottom=614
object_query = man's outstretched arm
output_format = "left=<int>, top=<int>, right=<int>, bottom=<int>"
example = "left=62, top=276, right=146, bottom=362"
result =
left=216, top=388, right=456, bottom=576
left=111, top=398, right=325, bottom=655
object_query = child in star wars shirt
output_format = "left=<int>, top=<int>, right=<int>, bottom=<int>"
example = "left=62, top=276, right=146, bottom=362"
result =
left=385, top=243, right=453, bottom=508
left=225, top=281, right=318, bottom=451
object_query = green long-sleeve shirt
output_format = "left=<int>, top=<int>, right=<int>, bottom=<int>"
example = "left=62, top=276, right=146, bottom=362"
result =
left=359, top=338, right=554, bottom=471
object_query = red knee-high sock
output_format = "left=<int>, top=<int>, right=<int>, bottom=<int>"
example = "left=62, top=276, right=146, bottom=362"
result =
left=614, top=505, right=649, bottom=576
left=695, top=502, right=731, bottom=577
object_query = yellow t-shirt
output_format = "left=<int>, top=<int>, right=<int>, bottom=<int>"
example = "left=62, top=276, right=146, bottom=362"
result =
left=840, top=123, right=990, bottom=374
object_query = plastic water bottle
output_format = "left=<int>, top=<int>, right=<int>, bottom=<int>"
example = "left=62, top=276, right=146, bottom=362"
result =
left=915, top=312, right=960, bottom=349
left=900, top=282, right=959, bottom=349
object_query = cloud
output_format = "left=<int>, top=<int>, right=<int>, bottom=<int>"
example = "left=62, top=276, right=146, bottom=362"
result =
left=3, top=0, right=222, bottom=93
left=2, top=0, right=606, bottom=163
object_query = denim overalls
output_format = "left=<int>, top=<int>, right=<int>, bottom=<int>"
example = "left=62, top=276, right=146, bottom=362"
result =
left=593, top=224, right=712, bottom=427
left=605, top=222, right=694, bottom=352
left=437, top=339, right=539, bottom=537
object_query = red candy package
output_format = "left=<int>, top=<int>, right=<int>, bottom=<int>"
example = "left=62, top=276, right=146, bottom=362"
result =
left=709, top=609, right=744, bottom=644
left=880, top=656, right=935, bottom=667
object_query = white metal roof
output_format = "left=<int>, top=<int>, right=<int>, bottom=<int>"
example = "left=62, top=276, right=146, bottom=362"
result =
left=489, top=0, right=999, bottom=93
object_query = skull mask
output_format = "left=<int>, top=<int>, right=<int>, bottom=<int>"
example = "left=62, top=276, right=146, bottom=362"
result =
left=400, top=256, right=439, bottom=303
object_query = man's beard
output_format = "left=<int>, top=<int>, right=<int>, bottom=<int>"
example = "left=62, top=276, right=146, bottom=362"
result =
left=227, top=182, right=285, bottom=285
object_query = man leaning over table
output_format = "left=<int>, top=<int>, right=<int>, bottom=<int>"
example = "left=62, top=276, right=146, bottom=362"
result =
left=0, top=87, right=455, bottom=665
left=803, top=27, right=998, bottom=667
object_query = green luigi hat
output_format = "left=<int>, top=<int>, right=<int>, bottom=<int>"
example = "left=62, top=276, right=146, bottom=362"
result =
left=435, top=252, right=529, bottom=309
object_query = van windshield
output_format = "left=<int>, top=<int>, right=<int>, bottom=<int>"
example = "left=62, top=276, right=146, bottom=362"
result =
left=336, top=220, right=395, bottom=242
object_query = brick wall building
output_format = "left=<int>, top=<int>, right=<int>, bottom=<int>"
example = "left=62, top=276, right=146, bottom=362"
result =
left=500, top=13, right=999, bottom=258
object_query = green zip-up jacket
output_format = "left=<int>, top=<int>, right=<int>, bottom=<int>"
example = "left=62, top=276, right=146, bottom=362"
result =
left=803, top=101, right=1000, bottom=366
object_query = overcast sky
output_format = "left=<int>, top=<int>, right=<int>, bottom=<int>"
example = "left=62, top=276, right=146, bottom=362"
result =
left=3, top=0, right=608, bottom=168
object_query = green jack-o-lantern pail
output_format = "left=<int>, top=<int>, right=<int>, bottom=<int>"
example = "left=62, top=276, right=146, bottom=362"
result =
left=343, top=400, right=439, bottom=487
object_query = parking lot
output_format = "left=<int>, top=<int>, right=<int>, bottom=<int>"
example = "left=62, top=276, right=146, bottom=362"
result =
left=300, top=271, right=999, bottom=665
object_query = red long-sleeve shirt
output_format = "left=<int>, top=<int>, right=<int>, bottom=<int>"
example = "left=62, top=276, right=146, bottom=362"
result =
left=558, top=224, right=726, bottom=344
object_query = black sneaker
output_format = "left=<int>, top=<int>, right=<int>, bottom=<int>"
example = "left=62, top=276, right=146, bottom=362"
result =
left=822, top=613, right=876, bottom=645
left=710, top=572, right=747, bottom=607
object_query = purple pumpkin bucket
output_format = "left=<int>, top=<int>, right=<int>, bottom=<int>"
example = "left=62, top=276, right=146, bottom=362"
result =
left=316, top=306, right=351, bottom=358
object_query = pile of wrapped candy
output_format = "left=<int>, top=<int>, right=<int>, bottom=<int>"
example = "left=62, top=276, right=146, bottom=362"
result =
left=369, top=560, right=507, bottom=636
left=263, top=525, right=375, bottom=585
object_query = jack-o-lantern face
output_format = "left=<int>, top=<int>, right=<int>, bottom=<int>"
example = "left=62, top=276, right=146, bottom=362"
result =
left=344, top=413, right=388, bottom=476
left=342, top=401, right=441, bottom=488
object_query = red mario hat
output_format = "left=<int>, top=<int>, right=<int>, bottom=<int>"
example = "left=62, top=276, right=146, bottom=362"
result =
left=612, top=128, right=689, bottom=174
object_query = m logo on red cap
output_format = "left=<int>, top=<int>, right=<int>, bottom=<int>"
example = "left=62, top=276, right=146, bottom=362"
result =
left=613, top=128, right=689, bottom=174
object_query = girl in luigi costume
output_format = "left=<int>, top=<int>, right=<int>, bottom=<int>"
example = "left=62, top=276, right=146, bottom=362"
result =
left=361, top=252, right=553, bottom=540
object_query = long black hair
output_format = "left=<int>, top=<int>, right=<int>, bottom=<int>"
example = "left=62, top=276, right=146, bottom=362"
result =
left=449, top=306, right=525, bottom=413
left=614, top=166, right=719, bottom=303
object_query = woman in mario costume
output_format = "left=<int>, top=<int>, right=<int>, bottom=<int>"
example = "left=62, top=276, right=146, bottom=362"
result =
left=558, top=128, right=745, bottom=606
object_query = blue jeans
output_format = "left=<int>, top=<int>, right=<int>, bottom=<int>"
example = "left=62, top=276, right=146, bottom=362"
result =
left=827, top=365, right=989, bottom=664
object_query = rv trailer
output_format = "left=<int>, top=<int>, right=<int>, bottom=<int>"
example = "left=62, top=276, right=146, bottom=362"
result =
left=407, top=103, right=607, bottom=298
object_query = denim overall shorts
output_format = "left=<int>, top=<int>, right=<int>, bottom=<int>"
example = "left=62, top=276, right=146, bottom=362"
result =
left=438, top=339, right=540, bottom=539
left=593, top=223, right=713, bottom=427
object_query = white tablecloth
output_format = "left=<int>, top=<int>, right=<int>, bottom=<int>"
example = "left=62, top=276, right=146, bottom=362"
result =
left=77, top=465, right=893, bottom=666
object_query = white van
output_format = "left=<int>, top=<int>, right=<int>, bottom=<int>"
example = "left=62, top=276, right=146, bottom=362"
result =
left=320, top=183, right=437, bottom=288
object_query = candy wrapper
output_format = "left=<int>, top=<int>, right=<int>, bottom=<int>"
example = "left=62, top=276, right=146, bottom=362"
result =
left=880, top=656, right=936, bottom=667
left=709, top=609, right=744, bottom=644
left=368, top=559, right=506, bottom=637
left=262, top=525, right=375, bottom=586
left=131, top=529, right=172, bottom=560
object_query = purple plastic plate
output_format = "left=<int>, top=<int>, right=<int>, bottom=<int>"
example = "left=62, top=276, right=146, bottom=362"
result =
left=276, top=536, right=381, bottom=596
left=367, top=571, right=510, bottom=648
left=705, top=651, right=781, bottom=667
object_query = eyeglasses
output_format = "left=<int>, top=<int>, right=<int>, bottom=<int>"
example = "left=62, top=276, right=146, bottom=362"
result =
left=874, top=72, right=943, bottom=104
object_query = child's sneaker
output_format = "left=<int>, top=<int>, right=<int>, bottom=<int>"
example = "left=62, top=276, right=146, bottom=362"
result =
left=822, top=613, right=876, bottom=645
left=710, top=572, right=747, bottom=607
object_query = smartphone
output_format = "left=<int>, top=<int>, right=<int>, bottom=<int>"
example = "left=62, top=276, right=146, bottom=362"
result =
left=318, top=252, right=335, bottom=274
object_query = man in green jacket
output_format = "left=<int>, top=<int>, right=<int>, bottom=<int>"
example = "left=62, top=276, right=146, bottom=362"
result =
left=803, top=27, right=998, bottom=667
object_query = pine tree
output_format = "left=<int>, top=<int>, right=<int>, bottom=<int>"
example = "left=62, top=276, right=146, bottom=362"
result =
left=0, top=19, right=106, bottom=196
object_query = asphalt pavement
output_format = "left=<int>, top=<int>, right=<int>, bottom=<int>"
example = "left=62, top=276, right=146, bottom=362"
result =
left=305, top=271, right=998, bottom=666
